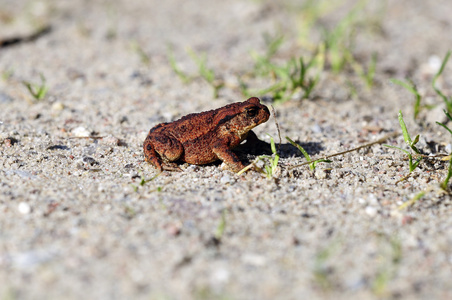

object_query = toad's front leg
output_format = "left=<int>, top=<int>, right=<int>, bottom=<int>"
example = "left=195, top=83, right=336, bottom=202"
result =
left=211, top=139, right=246, bottom=173
left=143, top=133, right=183, bottom=171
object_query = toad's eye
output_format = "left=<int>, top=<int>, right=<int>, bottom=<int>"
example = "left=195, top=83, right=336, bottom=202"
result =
left=246, top=107, right=258, bottom=117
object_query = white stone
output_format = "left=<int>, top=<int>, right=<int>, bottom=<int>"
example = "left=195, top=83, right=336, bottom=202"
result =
left=241, top=253, right=266, bottom=266
left=18, top=202, right=31, bottom=214
left=365, top=206, right=377, bottom=217
left=220, top=174, right=233, bottom=184
left=446, top=144, right=452, bottom=154
left=72, top=126, right=90, bottom=137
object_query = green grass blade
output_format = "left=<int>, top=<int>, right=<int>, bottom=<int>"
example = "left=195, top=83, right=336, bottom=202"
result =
left=35, top=74, right=48, bottom=100
left=409, top=155, right=422, bottom=172
left=250, top=81, right=287, bottom=99
left=413, top=94, right=421, bottom=119
left=410, top=135, right=421, bottom=154
left=167, top=46, right=191, bottom=83
left=311, top=159, right=332, bottom=170
left=36, top=85, right=48, bottom=100
left=215, top=210, right=227, bottom=240
left=436, top=121, right=452, bottom=136
left=366, top=52, right=377, bottom=87
left=390, top=79, right=422, bottom=119
left=397, top=110, right=412, bottom=146
left=432, top=50, right=451, bottom=89
left=398, top=191, right=425, bottom=210
left=390, top=78, right=417, bottom=95
left=187, top=49, right=211, bottom=82
left=263, top=32, right=284, bottom=58
left=444, top=109, right=452, bottom=122
left=23, top=81, right=36, bottom=98
left=270, top=135, right=276, bottom=154
left=270, top=136, right=280, bottom=174
left=264, top=165, right=272, bottom=178
left=286, top=137, right=331, bottom=171
left=440, top=156, right=452, bottom=190
left=383, top=144, right=410, bottom=155
left=432, top=51, right=452, bottom=109
left=286, top=136, right=312, bottom=162
left=272, top=155, right=280, bottom=170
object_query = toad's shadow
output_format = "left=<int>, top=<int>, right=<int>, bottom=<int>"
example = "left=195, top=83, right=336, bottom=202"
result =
left=235, top=138, right=324, bottom=158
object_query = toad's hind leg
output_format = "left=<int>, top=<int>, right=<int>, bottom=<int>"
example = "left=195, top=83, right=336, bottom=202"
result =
left=143, top=134, right=183, bottom=171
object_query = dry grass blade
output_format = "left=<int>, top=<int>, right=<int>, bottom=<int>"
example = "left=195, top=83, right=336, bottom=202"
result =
left=289, top=131, right=400, bottom=170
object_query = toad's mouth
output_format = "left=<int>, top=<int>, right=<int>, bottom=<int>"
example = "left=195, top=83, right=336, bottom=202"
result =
left=257, top=107, right=270, bottom=124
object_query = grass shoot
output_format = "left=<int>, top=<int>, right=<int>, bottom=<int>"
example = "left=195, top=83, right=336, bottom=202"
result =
left=436, top=109, right=452, bottom=136
left=243, top=51, right=323, bottom=103
left=131, top=172, right=160, bottom=192
left=321, top=0, right=367, bottom=73
left=397, top=191, right=425, bottom=210
left=237, top=135, right=280, bottom=178
left=250, top=32, right=284, bottom=76
left=432, top=50, right=452, bottom=114
left=346, top=51, right=377, bottom=88
left=286, top=136, right=331, bottom=171
left=263, top=135, right=280, bottom=178
left=187, top=48, right=225, bottom=98
left=440, top=158, right=452, bottom=191
left=371, top=235, right=402, bottom=295
left=214, top=209, right=227, bottom=241
left=436, top=109, right=452, bottom=190
left=167, top=45, right=192, bottom=83
left=390, top=79, right=423, bottom=120
left=22, top=73, right=48, bottom=101
left=1, top=69, right=13, bottom=81
left=131, top=41, right=150, bottom=65
left=384, top=111, right=422, bottom=181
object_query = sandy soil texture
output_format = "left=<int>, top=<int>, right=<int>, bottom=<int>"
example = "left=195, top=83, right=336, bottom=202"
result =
left=1, top=0, right=451, bottom=299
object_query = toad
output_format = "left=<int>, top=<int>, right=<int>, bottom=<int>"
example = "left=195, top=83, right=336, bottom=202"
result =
left=143, top=97, right=270, bottom=172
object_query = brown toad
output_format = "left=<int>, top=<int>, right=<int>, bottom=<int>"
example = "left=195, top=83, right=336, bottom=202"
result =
left=143, top=97, right=270, bottom=172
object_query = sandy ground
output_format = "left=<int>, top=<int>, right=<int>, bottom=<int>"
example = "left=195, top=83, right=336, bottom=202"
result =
left=0, top=0, right=451, bottom=299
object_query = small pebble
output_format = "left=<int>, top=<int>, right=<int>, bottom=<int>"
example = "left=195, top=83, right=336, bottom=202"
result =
left=428, top=55, right=441, bottom=72
left=72, top=126, right=90, bottom=137
left=311, top=124, right=322, bottom=134
left=445, top=144, right=452, bottom=154
left=51, top=102, right=64, bottom=111
left=241, top=253, right=266, bottom=266
left=401, top=215, right=415, bottom=225
left=211, top=268, right=230, bottom=284
left=367, top=194, right=378, bottom=205
left=166, top=223, right=182, bottom=236
left=18, top=202, right=31, bottom=214
left=220, top=174, right=233, bottom=184
left=314, top=168, right=328, bottom=179
left=101, top=135, right=120, bottom=146
left=365, top=206, right=377, bottom=217
left=4, top=137, right=14, bottom=147
left=357, top=198, right=366, bottom=204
